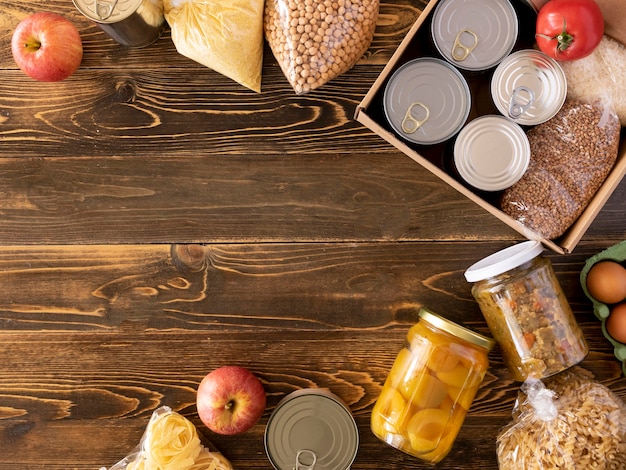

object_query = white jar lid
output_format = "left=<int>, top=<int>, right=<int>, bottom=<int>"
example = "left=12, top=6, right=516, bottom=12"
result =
left=454, top=115, right=530, bottom=191
left=464, top=240, right=544, bottom=282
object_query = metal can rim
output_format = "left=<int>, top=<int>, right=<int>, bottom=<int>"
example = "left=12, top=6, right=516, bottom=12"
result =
left=72, top=0, right=143, bottom=24
left=453, top=115, right=530, bottom=192
left=431, top=0, right=519, bottom=71
left=264, top=388, right=359, bottom=470
left=383, top=57, right=471, bottom=145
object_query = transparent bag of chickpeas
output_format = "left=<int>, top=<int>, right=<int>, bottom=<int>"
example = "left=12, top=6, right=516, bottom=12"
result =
left=264, top=0, right=379, bottom=94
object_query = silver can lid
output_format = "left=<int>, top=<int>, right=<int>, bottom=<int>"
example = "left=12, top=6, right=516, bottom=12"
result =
left=384, top=58, right=471, bottom=145
left=264, top=389, right=359, bottom=470
left=431, top=0, right=518, bottom=71
left=491, top=49, right=567, bottom=126
left=72, top=0, right=142, bottom=23
left=454, top=115, right=530, bottom=191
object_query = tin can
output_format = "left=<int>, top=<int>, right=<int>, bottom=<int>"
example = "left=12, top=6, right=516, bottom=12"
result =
left=491, top=49, right=567, bottom=126
left=383, top=58, right=471, bottom=145
left=453, top=115, right=530, bottom=191
left=264, top=389, right=359, bottom=470
left=73, top=0, right=165, bottom=48
left=371, top=308, right=495, bottom=463
left=464, top=241, right=588, bottom=382
left=431, top=0, right=518, bottom=72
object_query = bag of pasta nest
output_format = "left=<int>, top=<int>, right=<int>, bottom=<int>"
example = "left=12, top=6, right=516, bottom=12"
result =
left=164, top=0, right=264, bottom=92
left=101, top=406, right=233, bottom=470
left=497, top=367, right=626, bottom=470
left=264, top=0, right=379, bottom=94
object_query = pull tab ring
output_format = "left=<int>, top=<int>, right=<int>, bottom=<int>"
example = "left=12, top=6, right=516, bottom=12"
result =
left=401, top=102, right=430, bottom=134
left=294, top=449, right=317, bottom=470
left=452, top=29, right=479, bottom=62
left=95, top=0, right=118, bottom=20
left=508, top=85, right=535, bottom=119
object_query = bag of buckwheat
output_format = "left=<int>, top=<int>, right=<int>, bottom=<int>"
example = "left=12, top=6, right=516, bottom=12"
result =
left=264, top=0, right=379, bottom=94
left=499, top=97, right=620, bottom=239
left=497, top=367, right=626, bottom=470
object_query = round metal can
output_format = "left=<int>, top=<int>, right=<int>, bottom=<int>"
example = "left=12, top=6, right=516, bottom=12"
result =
left=431, top=0, right=518, bottom=72
left=491, top=49, right=567, bottom=126
left=383, top=58, right=471, bottom=145
left=264, top=389, right=359, bottom=470
left=454, top=115, right=530, bottom=191
left=72, top=0, right=165, bottom=48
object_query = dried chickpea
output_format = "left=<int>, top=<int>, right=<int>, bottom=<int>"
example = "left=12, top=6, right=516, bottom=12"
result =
left=264, top=0, right=379, bottom=94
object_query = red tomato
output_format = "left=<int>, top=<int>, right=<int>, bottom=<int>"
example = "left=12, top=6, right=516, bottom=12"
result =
left=535, top=0, right=604, bottom=61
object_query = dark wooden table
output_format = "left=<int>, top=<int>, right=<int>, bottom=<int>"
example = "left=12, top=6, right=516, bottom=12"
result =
left=1, top=1, right=625, bottom=468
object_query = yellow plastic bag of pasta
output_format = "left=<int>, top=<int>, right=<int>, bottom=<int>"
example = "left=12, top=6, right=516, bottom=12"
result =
left=101, top=406, right=233, bottom=470
left=497, top=368, right=626, bottom=470
left=164, top=0, right=264, bottom=92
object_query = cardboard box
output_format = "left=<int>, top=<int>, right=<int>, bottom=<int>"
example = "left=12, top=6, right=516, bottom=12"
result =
left=355, top=0, right=626, bottom=254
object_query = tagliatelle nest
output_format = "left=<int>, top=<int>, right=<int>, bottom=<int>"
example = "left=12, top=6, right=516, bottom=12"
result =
left=497, top=367, right=626, bottom=470
left=102, top=407, right=233, bottom=470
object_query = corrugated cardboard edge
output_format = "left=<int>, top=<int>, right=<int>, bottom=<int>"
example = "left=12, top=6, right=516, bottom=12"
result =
left=354, top=0, right=626, bottom=255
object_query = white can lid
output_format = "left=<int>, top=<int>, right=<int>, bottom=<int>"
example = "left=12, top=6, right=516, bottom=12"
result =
left=464, top=240, right=544, bottom=282
left=454, top=115, right=530, bottom=191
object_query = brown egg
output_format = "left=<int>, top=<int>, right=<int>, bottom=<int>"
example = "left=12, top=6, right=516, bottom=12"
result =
left=606, top=303, right=626, bottom=344
left=586, top=260, right=626, bottom=304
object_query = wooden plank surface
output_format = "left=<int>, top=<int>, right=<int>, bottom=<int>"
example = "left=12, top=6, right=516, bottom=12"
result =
left=0, top=0, right=625, bottom=469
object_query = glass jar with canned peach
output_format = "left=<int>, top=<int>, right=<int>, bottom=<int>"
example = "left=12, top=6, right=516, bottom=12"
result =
left=371, top=308, right=495, bottom=463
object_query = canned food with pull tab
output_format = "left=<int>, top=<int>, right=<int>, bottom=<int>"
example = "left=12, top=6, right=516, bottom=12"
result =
left=431, top=0, right=518, bottom=72
left=383, top=58, right=471, bottom=145
left=264, top=389, right=359, bottom=470
left=73, top=0, right=165, bottom=47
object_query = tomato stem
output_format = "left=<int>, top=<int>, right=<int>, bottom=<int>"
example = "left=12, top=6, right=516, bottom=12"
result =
left=536, top=16, right=574, bottom=55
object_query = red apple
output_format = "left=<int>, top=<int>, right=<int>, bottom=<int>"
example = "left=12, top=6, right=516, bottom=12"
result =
left=11, top=12, right=83, bottom=82
left=197, top=365, right=266, bottom=435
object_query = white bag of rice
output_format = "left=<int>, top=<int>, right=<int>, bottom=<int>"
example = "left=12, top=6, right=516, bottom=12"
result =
left=561, top=35, right=626, bottom=126
left=164, top=0, right=264, bottom=92
left=497, top=367, right=626, bottom=470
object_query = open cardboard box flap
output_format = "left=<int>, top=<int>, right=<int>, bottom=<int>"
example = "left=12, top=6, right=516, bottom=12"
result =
left=355, top=0, right=626, bottom=254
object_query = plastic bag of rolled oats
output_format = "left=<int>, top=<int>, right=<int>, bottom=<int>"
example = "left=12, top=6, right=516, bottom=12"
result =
left=264, top=0, right=379, bottom=94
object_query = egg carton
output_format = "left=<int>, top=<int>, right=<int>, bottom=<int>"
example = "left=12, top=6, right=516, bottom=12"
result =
left=580, top=240, right=626, bottom=376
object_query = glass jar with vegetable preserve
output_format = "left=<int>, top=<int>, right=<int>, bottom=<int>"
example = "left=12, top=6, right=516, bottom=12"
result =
left=371, top=307, right=495, bottom=464
left=464, top=241, right=588, bottom=382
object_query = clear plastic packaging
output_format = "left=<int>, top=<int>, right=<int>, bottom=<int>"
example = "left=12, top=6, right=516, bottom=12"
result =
left=101, top=406, right=233, bottom=470
left=164, top=0, right=265, bottom=92
left=499, top=97, right=620, bottom=239
left=264, top=0, right=379, bottom=94
left=465, top=241, right=588, bottom=381
left=371, top=308, right=494, bottom=463
left=497, top=367, right=626, bottom=469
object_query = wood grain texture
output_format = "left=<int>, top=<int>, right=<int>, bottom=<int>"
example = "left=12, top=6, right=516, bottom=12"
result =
left=0, top=243, right=624, bottom=469
left=1, top=0, right=626, bottom=468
